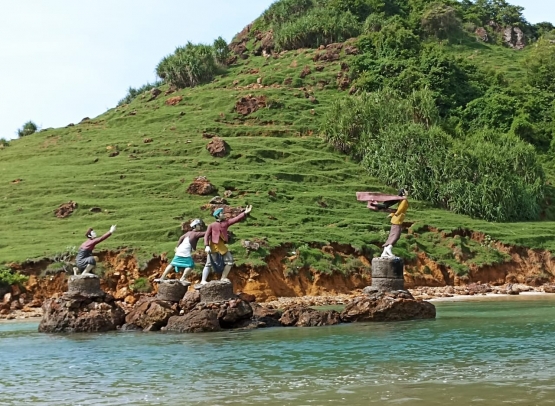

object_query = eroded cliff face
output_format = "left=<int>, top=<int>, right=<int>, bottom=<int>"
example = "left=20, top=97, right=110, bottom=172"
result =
left=8, top=229, right=555, bottom=306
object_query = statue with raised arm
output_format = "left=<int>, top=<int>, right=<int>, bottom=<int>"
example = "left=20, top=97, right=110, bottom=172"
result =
left=200, top=205, right=252, bottom=285
left=156, top=219, right=206, bottom=286
left=74, top=225, right=116, bottom=275
left=356, top=189, right=408, bottom=258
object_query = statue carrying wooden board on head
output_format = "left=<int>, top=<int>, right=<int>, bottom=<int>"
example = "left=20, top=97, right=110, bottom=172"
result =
left=356, top=189, right=408, bottom=258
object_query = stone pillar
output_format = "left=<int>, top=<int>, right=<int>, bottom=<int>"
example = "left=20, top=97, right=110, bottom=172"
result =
left=157, top=281, right=187, bottom=302
left=67, top=274, right=104, bottom=298
left=195, top=280, right=235, bottom=303
left=371, top=257, right=404, bottom=291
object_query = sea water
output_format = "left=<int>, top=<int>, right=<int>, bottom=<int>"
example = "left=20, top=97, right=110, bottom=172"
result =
left=1, top=295, right=555, bottom=406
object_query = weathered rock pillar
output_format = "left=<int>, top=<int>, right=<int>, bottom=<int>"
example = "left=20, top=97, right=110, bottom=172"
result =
left=371, top=257, right=404, bottom=291
left=68, top=274, right=104, bottom=297
left=195, top=280, right=235, bottom=303
left=157, top=281, right=187, bottom=302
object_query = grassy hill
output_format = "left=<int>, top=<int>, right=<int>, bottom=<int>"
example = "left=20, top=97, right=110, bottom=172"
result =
left=1, top=0, right=555, bottom=280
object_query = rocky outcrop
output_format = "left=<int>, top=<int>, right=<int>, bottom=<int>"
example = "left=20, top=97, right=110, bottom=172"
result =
left=206, top=137, right=228, bottom=158
left=38, top=276, right=125, bottom=333
left=123, top=296, right=177, bottom=331
left=187, top=176, right=216, bottom=195
left=503, top=26, right=526, bottom=49
left=280, top=306, right=341, bottom=327
left=250, top=303, right=282, bottom=327
left=340, top=288, right=435, bottom=323
left=235, top=95, right=266, bottom=116
left=54, top=201, right=77, bottom=218
left=166, top=309, right=222, bottom=333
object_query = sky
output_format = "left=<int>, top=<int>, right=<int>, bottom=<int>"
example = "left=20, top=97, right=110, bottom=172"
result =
left=0, top=0, right=552, bottom=140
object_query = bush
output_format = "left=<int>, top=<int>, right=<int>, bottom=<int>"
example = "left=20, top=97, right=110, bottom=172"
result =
left=17, top=121, right=38, bottom=138
left=421, top=2, right=462, bottom=40
left=117, top=81, right=162, bottom=106
left=322, top=89, right=545, bottom=222
left=274, top=8, right=362, bottom=50
left=0, top=138, right=9, bottom=148
left=156, top=41, right=227, bottom=89
left=0, top=267, right=28, bottom=287
left=526, top=39, right=555, bottom=94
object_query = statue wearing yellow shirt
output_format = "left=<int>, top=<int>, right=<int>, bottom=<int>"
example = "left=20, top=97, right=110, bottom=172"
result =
left=356, top=188, right=409, bottom=258
left=380, top=189, right=408, bottom=258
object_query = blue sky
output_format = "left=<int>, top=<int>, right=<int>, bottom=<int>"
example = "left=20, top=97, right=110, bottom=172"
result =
left=0, top=0, right=552, bottom=140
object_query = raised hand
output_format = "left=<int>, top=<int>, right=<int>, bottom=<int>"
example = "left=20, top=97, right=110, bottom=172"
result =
left=110, top=225, right=117, bottom=233
left=244, top=205, right=253, bottom=214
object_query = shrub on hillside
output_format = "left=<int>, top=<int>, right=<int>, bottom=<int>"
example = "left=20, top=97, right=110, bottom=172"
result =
left=0, top=138, right=9, bottom=148
left=17, top=121, right=38, bottom=138
left=274, top=7, right=361, bottom=50
left=421, top=2, right=462, bottom=40
left=117, top=81, right=162, bottom=106
left=322, top=90, right=545, bottom=222
left=156, top=41, right=228, bottom=89
left=526, top=38, right=555, bottom=94
left=0, top=267, right=28, bottom=288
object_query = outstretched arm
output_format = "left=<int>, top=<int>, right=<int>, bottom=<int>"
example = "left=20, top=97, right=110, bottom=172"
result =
left=225, top=205, right=253, bottom=227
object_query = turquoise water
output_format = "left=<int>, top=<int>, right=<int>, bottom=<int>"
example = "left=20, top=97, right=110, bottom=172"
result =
left=1, top=295, right=555, bottom=405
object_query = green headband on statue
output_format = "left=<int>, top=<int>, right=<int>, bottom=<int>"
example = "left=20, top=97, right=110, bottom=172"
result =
left=213, top=208, right=224, bottom=218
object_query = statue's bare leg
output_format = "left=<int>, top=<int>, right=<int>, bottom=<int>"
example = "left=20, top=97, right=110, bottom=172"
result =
left=179, top=268, right=192, bottom=286
left=82, top=264, right=95, bottom=275
left=159, top=264, right=174, bottom=281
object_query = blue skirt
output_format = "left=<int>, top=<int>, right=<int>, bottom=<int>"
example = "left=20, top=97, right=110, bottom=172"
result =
left=170, top=256, right=194, bottom=272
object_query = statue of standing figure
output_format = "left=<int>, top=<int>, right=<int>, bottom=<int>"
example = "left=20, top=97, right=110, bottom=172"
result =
left=200, top=205, right=253, bottom=285
left=356, top=189, right=409, bottom=258
left=74, top=225, right=116, bottom=275
left=156, top=219, right=206, bottom=286
left=379, top=189, right=408, bottom=258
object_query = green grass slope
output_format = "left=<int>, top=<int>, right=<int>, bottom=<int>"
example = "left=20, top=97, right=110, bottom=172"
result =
left=1, top=38, right=554, bottom=275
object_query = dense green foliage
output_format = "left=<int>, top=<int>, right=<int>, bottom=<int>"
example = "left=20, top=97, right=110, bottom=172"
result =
left=17, top=121, right=38, bottom=138
left=251, top=0, right=552, bottom=51
left=0, top=267, right=28, bottom=287
left=118, top=81, right=162, bottom=106
left=155, top=38, right=230, bottom=89
left=322, top=90, right=545, bottom=222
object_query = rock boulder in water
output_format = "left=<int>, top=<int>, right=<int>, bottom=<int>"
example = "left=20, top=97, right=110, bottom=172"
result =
left=280, top=306, right=341, bottom=327
left=38, top=294, right=125, bottom=333
left=341, top=289, right=435, bottom=323
left=166, top=309, right=222, bottom=333
left=124, top=296, right=178, bottom=331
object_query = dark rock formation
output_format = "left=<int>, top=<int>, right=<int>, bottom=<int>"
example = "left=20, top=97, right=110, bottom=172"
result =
left=39, top=276, right=125, bottom=333
left=250, top=303, right=282, bottom=328
left=218, top=298, right=253, bottom=328
left=166, top=309, right=222, bottom=333
left=280, top=306, right=341, bottom=327
left=341, top=289, right=435, bottom=323
left=180, top=290, right=201, bottom=312
left=503, top=26, right=526, bottom=49
left=124, top=296, right=178, bottom=331
left=206, top=137, right=228, bottom=158
left=187, top=176, right=216, bottom=195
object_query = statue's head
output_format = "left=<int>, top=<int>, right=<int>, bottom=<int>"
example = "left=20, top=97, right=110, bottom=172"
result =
left=190, top=218, right=205, bottom=231
left=213, top=208, right=225, bottom=221
left=85, top=228, right=97, bottom=239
